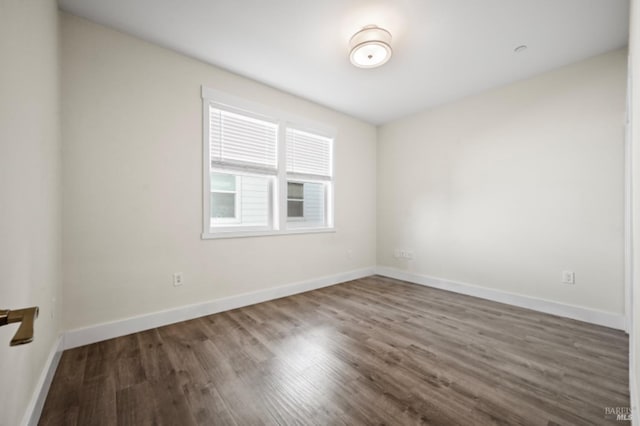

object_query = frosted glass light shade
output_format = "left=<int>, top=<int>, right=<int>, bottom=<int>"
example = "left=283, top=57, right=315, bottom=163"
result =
left=349, top=26, right=392, bottom=68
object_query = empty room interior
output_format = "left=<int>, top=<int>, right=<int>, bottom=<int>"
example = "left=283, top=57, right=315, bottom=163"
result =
left=2, top=0, right=640, bottom=424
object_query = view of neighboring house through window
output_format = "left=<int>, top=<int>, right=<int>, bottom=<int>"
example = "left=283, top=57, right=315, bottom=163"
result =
left=210, top=172, right=238, bottom=221
left=210, top=172, right=270, bottom=227
left=287, top=182, right=304, bottom=219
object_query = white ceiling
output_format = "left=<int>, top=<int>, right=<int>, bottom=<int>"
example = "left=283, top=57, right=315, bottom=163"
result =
left=58, top=0, right=630, bottom=125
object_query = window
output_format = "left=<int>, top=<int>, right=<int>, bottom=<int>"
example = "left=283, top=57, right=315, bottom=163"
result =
left=287, top=182, right=304, bottom=219
left=285, top=128, right=332, bottom=229
left=210, top=173, right=238, bottom=222
left=202, top=87, right=334, bottom=238
left=210, top=172, right=271, bottom=227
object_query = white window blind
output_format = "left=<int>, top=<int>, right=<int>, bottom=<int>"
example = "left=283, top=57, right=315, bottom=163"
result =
left=286, top=128, right=332, bottom=178
left=210, top=106, right=278, bottom=170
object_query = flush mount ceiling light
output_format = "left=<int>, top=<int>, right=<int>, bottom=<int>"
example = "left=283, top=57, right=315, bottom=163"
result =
left=349, top=25, right=393, bottom=69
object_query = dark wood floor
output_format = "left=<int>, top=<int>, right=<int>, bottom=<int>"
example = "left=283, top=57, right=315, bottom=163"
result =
left=39, top=276, right=629, bottom=425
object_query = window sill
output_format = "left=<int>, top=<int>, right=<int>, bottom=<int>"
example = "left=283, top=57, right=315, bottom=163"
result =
left=201, top=227, right=336, bottom=240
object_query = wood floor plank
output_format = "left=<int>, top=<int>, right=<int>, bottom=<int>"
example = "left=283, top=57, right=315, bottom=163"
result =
left=38, top=347, right=87, bottom=426
left=76, top=375, right=117, bottom=426
left=181, top=381, right=238, bottom=426
left=39, top=275, right=629, bottom=425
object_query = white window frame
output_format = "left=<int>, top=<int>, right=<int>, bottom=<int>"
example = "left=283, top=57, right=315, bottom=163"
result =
left=202, top=87, right=335, bottom=239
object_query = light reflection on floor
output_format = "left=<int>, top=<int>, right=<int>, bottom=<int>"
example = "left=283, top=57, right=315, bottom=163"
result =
left=268, top=325, right=340, bottom=410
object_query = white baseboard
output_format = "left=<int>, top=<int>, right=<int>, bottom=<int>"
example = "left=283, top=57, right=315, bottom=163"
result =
left=631, top=370, right=638, bottom=426
left=22, top=335, right=63, bottom=426
left=63, top=267, right=375, bottom=350
left=63, top=265, right=625, bottom=349
left=631, top=329, right=638, bottom=425
left=375, top=266, right=626, bottom=330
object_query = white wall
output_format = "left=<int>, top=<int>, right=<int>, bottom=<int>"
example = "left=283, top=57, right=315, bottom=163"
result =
left=0, top=1, right=62, bottom=425
left=378, top=50, right=627, bottom=316
left=61, top=13, right=377, bottom=331
left=629, top=0, right=640, bottom=420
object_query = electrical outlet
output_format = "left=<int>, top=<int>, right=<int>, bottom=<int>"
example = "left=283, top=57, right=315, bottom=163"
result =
left=394, top=249, right=414, bottom=260
left=173, top=272, right=184, bottom=287
left=346, top=249, right=353, bottom=259
left=561, top=270, right=575, bottom=284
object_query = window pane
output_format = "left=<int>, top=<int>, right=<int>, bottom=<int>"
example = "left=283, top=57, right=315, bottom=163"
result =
left=211, top=172, right=236, bottom=191
left=239, top=175, right=270, bottom=226
left=288, top=182, right=303, bottom=199
left=288, top=200, right=303, bottom=218
left=211, top=192, right=235, bottom=218
left=287, top=181, right=325, bottom=227
left=303, top=182, right=325, bottom=224
left=211, top=173, right=271, bottom=228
